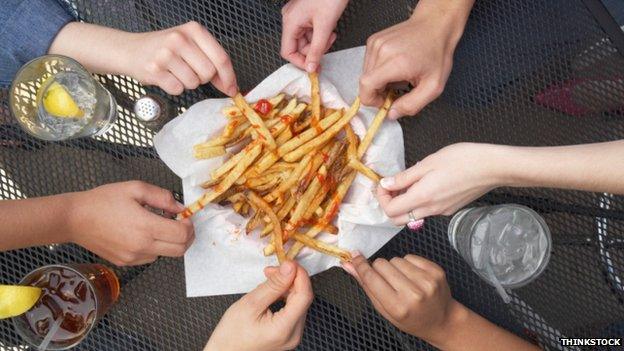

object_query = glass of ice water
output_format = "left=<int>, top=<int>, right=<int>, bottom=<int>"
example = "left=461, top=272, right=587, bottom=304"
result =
left=9, top=55, right=117, bottom=141
left=448, top=204, right=552, bottom=289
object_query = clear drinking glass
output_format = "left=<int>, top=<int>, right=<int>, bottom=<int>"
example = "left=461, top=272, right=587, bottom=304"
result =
left=12, top=264, right=120, bottom=350
left=9, top=55, right=117, bottom=141
left=448, top=204, right=552, bottom=289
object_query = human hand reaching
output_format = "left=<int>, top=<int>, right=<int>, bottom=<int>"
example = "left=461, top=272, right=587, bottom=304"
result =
left=280, top=0, right=349, bottom=72
left=68, top=181, right=194, bottom=266
left=205, top=261, right=313, bottom=351
left=50, top=21, right=238, bottom=96
left=359, top=0, right=474, bottom=119
left=342, top=253, right=459, bottom=344
left=376, top=143, right=504, bottom=225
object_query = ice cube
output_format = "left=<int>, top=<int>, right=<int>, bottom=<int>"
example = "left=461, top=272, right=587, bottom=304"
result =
left=58, top=281, right=80, bottom=304
left=35, top=317, right=51, bottom=336
left=60, top=311, right=86, bottom=334
left=74, top=281, right=88, bottom=302
left=48, top=272, right=61, bottom=290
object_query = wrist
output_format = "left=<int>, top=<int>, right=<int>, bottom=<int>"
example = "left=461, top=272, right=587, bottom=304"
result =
left=63, top=190, right=88, bottom=245
left=410, top=0, right=474, bottom=45
left=477, top=144, right=517, bottom=189
left=423, top=300, right=471, bottom=349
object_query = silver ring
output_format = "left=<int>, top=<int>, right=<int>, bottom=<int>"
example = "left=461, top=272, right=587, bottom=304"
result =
left=408, top=210, right=417, bottom=223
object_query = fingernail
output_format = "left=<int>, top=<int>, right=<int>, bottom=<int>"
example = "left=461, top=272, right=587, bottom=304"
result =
left=306, top=62, right=318, bottom=73
left=388, top=109, right=400, bottom=120
left=175, top=201, right=186, bottom=211
left=350, top=250, right=362, bottom=258
left=379, top=177, right=395, bottom=189
left=279, top=261, right=294, bottom=276
left=407, top=218, right=425, bottom=231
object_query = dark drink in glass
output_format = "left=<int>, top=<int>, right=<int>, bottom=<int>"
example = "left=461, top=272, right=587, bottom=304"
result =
left=13, top=264, right=119, bottom=350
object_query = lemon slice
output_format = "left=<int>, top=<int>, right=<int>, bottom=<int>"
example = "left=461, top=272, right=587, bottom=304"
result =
left=0, top=285, right=42, bottom=319
left=41, top=81, right=85, bottom=118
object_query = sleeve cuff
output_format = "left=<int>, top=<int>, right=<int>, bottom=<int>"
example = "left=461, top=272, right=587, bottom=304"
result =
left=0, top=0, right=73, bottom=86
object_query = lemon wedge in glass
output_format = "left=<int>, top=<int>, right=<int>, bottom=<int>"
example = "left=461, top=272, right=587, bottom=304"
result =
left=41, top=81, right=85, bottom=118
left=0, top=285, right=42, bottom=319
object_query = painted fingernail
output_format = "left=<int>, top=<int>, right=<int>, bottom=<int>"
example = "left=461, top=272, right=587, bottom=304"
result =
left=379, top=177, right=395, bottom=189
left=407, top=219, right=425, bottom=231
left=279, top=261, right=294, bottom=275
left=306, top=62, right=318, bottom=73
left=388, top=109, right=400, bottom=120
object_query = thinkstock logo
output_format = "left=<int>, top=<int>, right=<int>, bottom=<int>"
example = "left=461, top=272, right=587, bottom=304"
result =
left=560, top=338, right=622, bottom=347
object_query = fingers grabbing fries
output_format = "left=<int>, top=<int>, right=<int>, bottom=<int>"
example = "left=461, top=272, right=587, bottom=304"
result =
left=182, top=76, right=392, bottom=264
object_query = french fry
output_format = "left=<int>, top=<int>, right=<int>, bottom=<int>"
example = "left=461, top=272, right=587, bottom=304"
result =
left=222, top=117, right=246, bottom=138
left=247, top=191, right=285, bottom=263
left=309, top=72, right=321, bottom=132
left=357, top=92, right=393, bottom=158
left=193, top=145, right=226, bottom=159
left=282, top=98, right=360, bottom=162
left=222, top=94, right=287, bottom=119
left=286, top=171, right=356, bottom=259
left=210, top=142, right=256, bottom=180
left=184, top=75, right=394, bottom=264
left=178, top=143, right=262, bottom=219
left=292, top=232, right=351, bottom=262
left=264, top=153, right=314, bottom=203
left=348, top=158, right=381, bottom=182
left=233, top=93, right=276, bottom=149
left=246, top=210, right=263, bottom=234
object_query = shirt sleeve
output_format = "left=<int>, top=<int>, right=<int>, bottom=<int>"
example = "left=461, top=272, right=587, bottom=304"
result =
left=0, top=0, right=74, bottom=88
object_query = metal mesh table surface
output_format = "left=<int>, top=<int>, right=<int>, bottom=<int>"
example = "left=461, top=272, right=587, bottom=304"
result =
left=2, top=0, right=624, bottom=350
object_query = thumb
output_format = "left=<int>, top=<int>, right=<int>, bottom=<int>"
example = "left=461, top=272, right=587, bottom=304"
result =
left=242, top=261, right=297, bottom=313
left=304, top=21, right=334, bottom=72
left=379, top=163, right=426, bottom=192
left=387, top=80, right=443, bottom=120
left=129, top=181, right=185, bottom=214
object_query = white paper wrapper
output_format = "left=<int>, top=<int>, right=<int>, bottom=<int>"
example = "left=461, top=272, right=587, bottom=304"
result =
left=154, top=46, right=405, bottom=297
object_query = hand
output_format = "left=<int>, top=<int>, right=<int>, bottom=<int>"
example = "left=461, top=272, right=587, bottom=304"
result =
left=377, top=143, right=503, bottom=225
left=68, top=181, right=194, bottom=266
left=50, top=21, right=237, bottom=96
left=359, top=0, right=474, bottom=119
left=280, top=0, right=348, bottom=72
left=124, top=21, right=237, bottom=96
left=342, top=253, right=460, bottom=344
left=205, top=261, right=313, bottom=351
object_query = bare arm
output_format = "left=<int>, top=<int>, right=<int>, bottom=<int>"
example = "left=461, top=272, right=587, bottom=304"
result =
left=376, top=140, right=624, bottom=225
left=0, top=194, right=74, bottom=251
left=344, top=254, right=538, bottom=351
left=48, top=21, right=238, bottom=96
left=0, top=182, right=193, bottom=266
left=428, top=301, right=538, bottom=351
left=500, top=140, right=624, bottom=194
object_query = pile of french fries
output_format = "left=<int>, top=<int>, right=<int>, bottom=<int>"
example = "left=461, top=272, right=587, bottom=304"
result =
left=177, top=73, right=393, bottom=264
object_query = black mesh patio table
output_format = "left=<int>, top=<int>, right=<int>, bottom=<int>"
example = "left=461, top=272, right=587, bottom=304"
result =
left=2, top=0, right=624, bottom=350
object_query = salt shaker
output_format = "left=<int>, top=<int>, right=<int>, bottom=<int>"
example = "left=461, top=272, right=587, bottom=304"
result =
left=133, top=94, right=175, bottom=131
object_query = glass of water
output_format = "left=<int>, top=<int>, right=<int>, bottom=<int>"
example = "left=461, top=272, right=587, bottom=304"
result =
left=448, top=204, right=552, bottom=289
left=9, top=55, right=117, bottom=141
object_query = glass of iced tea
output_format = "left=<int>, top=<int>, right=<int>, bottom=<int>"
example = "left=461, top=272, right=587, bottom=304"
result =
left=12, top=264, right=120, bottom=350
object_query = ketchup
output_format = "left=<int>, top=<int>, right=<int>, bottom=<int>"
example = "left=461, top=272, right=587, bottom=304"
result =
left=253, top=99, right=273, bottom=115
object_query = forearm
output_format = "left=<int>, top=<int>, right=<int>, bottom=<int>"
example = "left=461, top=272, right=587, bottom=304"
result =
left=48, top=22, right=135, bottom=76
left=426, top=301, right=539, bottom=351
left=412, top=0, right=475, bottom=45
left=491, top=141, right=624, bottom=195
left=0, top=193, right=76, bottom=251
